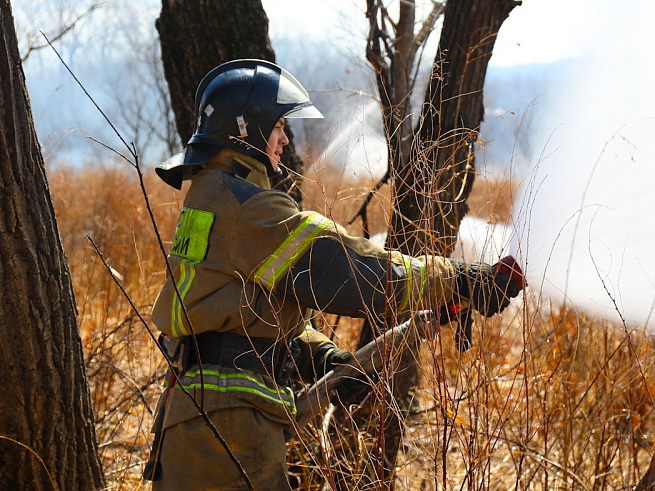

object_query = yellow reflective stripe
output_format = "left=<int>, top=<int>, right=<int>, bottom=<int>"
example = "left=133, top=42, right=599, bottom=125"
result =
left=183, top=369, right=295, bottom=400
left=398, top=257, right=413, bottom=311
left=254, top=213, right=330, bottom=289
left=170, top=259, right=197, bottom=337
left=177, top=383, right=296, bottom=413
left=399, top=257, right=427, bottom=310
left=178, top=261, right=197, bottom=336
left=418, top=263, right=427, bottom=302
left=173, top=369, right=296, bottom=411
left=170, top=261, right=187, bottom=338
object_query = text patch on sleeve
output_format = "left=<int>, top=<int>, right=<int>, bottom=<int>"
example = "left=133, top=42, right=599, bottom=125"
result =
left=170, top=207, right=215, bottom=261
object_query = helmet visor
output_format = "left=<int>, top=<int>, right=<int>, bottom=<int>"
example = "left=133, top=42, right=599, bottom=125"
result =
left=277, top=68, right=324, bottom=119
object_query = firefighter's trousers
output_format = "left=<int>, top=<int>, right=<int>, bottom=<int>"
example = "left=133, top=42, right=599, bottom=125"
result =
left=153, top=406, right=291, bottom=491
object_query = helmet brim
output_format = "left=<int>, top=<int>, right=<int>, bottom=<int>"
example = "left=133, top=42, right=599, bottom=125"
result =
left=284, top=104, right=324, bottom=119
left=156, top=143, right=221, bottom=172
left=155, top=151, right=185, bottom=189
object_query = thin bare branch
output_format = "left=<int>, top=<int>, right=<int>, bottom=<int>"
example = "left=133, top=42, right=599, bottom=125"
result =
left=21, top=3, right=102, bottom=63
left=411, top=1, right=445, bottom=60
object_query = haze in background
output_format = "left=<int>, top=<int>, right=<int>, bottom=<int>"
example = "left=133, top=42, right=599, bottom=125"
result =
left=17, top=0, right=571, bottom=169
left=509, top=0, right=655, bottom=327
left=18, top=1, right=653, bottom=326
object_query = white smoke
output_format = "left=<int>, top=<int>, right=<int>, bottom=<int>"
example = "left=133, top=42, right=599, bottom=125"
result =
left=316, top=101, right=388, bottom=180
left=452, top=218, right=512, bottom=265
left=511, top=0, right=655, bottom=327
left=281, top=0, right=655, bottom=327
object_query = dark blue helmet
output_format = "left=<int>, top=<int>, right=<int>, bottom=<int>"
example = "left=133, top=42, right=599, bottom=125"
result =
left=156, top=59, right=323, bottom=189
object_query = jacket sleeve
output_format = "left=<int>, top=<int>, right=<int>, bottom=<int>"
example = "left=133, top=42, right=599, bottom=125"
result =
left=232, top=190, right=457, bottom=318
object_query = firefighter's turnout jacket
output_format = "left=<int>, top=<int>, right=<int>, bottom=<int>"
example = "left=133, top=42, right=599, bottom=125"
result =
left=151, top=148, right=457, bottom=430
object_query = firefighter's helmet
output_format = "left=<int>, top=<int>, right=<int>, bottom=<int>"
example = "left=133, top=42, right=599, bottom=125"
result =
left=156, top=59, right=323, bottom=189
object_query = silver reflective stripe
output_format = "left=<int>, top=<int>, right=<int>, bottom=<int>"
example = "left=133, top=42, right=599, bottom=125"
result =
left=254, top=213, right=330, bottom=290
left=173, top=369, right=296, bottom=412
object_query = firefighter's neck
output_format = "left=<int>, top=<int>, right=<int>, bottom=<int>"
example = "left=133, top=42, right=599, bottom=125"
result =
left=206, top=149, right=271, bottom=189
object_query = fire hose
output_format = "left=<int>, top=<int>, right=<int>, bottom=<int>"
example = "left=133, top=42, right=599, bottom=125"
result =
left=288, top=255, right=527, bottom=439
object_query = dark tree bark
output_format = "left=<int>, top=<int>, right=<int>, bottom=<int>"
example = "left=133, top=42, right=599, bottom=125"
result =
left=0, top=1, right=104, bottom=489
left=636, top=453, right=655, bottom=491
left=391, top=0, right=520, bottom=256
left=156, top=0, right=304, bottom=201
left=358, top=1, right=520, bottom=486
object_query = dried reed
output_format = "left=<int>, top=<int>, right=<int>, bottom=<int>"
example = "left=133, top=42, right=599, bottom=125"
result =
left=47, top=160, right=655, bottom=490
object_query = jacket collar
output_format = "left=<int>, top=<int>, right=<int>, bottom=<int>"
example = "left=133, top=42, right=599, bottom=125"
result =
left=205, top=149, right=271, bottom=190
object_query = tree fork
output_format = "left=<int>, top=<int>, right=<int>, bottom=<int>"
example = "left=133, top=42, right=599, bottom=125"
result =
left=396, top=0, right=521, bottom=257
left=363, top=1, right=520, bottom=487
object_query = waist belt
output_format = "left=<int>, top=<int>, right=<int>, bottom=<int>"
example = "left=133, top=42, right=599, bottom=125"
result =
left=182, top=331, right=295, bottom=383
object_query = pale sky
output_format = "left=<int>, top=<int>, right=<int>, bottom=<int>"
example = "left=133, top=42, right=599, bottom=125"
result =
left=262, top=0, right=588, bottom=67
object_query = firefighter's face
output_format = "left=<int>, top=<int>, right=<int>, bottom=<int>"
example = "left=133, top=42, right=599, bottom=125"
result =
left=266, top=118, right=289, bottom=171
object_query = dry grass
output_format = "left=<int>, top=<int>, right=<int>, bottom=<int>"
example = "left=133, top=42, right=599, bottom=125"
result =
left=47, top=161, right=655, bottom=490
left=48, top=161, right=182, bottom=489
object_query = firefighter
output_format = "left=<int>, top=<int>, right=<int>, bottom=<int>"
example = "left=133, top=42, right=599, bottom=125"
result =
left=147, top=59, right=520, bottom=490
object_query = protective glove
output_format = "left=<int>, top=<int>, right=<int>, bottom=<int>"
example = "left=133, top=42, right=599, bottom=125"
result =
left=319, top=347, right=353, bottom=376
left=451, top=260, right=520, bottom=317
left=316, top=346, right=373, bottom=404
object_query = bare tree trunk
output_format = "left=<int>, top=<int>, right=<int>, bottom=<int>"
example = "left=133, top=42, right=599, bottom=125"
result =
left=636, top=454, right=655, bottom=491
left=391, top=0, right=520, bottom=256
left=0, top=1, right=104, bottom=489
left=156, top=0, right=304, bottom=201
left=361, top=1, right=520, bottom=486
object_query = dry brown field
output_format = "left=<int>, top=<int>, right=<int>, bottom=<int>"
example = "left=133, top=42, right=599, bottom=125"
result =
left=48, top=160, right=655, bottom=490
